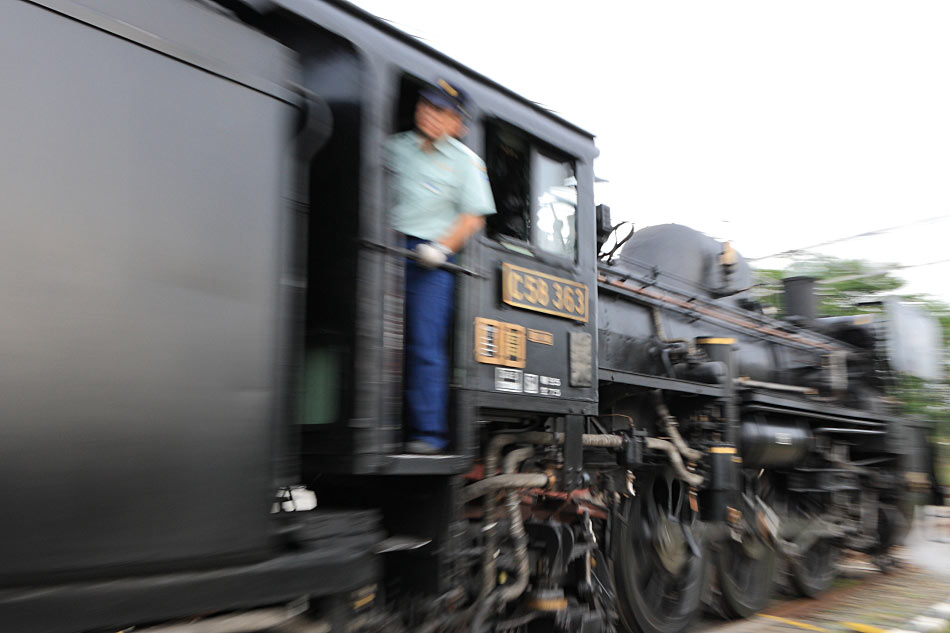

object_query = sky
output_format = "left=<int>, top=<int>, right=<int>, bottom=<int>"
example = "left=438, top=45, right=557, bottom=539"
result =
left=349, top=1, right=950, bottom=301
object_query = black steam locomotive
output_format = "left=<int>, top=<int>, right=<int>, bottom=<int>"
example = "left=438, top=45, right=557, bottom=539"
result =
left=0, top=1, right=941, bottom=632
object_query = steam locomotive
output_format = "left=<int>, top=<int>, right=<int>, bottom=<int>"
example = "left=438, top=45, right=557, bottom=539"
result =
left=0, top=1, right=940, bottom=632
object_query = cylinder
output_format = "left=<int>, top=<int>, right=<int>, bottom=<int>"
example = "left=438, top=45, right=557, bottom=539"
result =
left=740, top=415, right=813, bottom=468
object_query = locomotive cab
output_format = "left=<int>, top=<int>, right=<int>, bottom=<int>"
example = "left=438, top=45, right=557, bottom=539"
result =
left=286, top=3, right=600, bottom=478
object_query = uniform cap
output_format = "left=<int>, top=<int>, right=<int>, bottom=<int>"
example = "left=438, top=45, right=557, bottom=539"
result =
left=419, top=78, right=471, bottom=119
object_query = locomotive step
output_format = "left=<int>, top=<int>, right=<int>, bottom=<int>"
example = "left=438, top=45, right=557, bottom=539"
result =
left=380, top=453, right=471, bottom=475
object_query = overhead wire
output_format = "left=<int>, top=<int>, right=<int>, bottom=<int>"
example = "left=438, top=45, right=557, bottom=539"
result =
left=747, top=214, right=950, bottom=262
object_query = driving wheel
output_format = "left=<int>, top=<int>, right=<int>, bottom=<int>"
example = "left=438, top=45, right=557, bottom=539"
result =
left=612, top=468, right=703, bottom=633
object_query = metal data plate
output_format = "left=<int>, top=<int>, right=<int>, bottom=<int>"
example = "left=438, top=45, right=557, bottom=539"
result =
left=474, top=317, right=527, bottom=368
left=501, top=262, right=589, bottom=322
left=884, top=298, right=943, bottom=381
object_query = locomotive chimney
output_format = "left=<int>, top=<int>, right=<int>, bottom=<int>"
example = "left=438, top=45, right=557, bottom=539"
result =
left=782, top=276, right=817, bottom=325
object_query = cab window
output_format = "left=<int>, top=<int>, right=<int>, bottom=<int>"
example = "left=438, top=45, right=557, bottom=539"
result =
left=485, top=120, right=576, bottom=260
left=395, top=73, right=426, bottom=133
left=533, top=152, right=576, bottom=258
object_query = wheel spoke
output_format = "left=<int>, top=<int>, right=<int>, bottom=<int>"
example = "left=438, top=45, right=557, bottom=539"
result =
left=739, top=551, right=753, bottom=588
left=716, top=536, right=777, bottom=618
left=644, top=568, right=665, bottom=603
left=660, top=565, right=678, bottom=600
left=637, top=511, right=654, bottom=545
left=673, top=481, right=685, bottom=519
left=633, top=525, right=653, bottom=563
left=664, top=474, right=674, bottom=517
left=791, top=538, right=839, bottom=598
left=643, top=483, right=661, bottom=524
left=638, top=558, right=656, bottom=591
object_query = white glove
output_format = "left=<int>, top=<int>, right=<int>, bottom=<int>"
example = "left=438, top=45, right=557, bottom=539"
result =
left=414, top=241, right=452, bottom=269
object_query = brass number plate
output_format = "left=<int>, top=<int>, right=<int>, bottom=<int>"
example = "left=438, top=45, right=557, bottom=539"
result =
left=474, top=317, right=526, bottom=368
left=501, top=263, right=589, bottom=322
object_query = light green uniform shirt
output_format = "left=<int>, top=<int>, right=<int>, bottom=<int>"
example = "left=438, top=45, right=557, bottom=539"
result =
left=386, top=131, right=496, bottom=241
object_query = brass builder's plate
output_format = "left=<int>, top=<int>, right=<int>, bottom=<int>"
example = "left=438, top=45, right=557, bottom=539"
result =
left=501, top=262, right=589, bottom=323
left=474, top=317, right=526, bottom=368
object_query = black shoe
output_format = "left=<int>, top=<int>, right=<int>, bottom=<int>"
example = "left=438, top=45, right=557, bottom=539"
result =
left=405, top=440, right=443, bottom=455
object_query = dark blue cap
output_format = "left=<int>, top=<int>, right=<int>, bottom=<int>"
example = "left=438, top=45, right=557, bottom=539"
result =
left=419, top=78, right=471, bottom=119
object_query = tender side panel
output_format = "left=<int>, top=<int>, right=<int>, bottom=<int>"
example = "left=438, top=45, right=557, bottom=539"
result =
left=0, top=0, right=296, bottom=582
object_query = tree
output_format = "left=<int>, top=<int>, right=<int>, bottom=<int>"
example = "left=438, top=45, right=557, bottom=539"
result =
left=754, top=256, right=905, bottom=316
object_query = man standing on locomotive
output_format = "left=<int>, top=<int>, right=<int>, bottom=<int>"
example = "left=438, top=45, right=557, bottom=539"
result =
left=386, top=79, right=496, bottom=455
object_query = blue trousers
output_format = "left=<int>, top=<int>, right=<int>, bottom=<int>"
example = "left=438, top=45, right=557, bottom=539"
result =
left=404, top=236, right=456, bottom=449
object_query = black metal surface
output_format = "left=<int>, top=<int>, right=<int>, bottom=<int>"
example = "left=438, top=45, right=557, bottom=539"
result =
left=469, top=215, right=599, bottom=413
left=476, top=391, right=598, bottom=416
left=620, top=432, right=646, bottom=470
left=598, top=367, right=726, bottom=397
left=0, top=0, right=298, bottom=584
left=615, top=224, right=754, bottom=299
left=740, top=417, right=813, bottom=468
left=0, top=537, right=379, bottom=633
left=300, top=448, right=471, bottom=476
left=380, top=454, right=472, bottom=475
left=700, top=445, right=740, bottom=521
left=704, top=340, right=740, bottom=445
left=28, top=0, right=299, bottom=104
left=276, top=509, right=383, bottom=542
left=563, top=415, right=584, bottom=490
left=745, top=404, right=888, bottom=428
left=741, top=391, right=895, bottom=425
left=788, top=468, right=861, bottom=493
left=597, top=263, right=841, bottom=346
